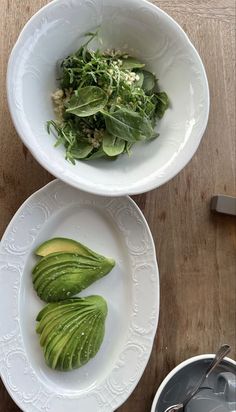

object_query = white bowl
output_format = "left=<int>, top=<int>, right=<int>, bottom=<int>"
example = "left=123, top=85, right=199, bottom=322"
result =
left=7, top=0, right=209, bottom=196
left=151, top=354, right=236, bottom=412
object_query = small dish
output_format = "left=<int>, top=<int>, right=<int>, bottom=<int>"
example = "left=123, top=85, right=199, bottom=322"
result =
left=7, top=0, right=209, bottom=196
left=0, top=179, right=159, bottom=412
left=151, top=354, right=236, bottom=412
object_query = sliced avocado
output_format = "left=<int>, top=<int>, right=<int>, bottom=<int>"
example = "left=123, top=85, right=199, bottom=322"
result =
left=79, top=316, right=102, bottom=366
left=90, top=316, right=106, bottom=356
left=34, top=263, right=78, bottom=288
left=32, top=252, right=115, bottom=302
left=36, top=296, right=108, bottom=371
left=33, top=261, right=83, bottom=283
left=33, top=252, right=98, bottom=276
left=38, top=269, right=102, bottom=302
left=45, top=312, right=81, bottom=367
left=74, top=315, right=98, bottom=369
left=35, top=237, right=101, bottom=259
left=47, top=333, right=72, bottom=369
left=36, top=298, right=83, bottom=322
left=39, top=308, right=78, bottom=346
left=57, top=318, right=85, bottom=370
left=60, top=314, right=95, bottom=371
left=38, top=302, right=94, bottom=345
left=34, top=264, right=84, bottom=296
left=37, top=301, right=88, bottom=335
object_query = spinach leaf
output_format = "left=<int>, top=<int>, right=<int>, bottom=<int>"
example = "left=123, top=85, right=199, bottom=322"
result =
left=102, top=108, right=153, bottom=142
left=121, top=57, right=145, bottom=70
left=142, top=70, right=156, bottom=95
left=147, top=132, right=160, bottom=141
left=66, top=86, right=108, bottom=117
left=86, top=147, right=106, bottom=160
left=155, top=91, right=169, bottom=119
left=69, top=141, right=93, bottom=159
left=102, top=132, right=126, bottom=156
left=125, top=141, right=133, bottom=156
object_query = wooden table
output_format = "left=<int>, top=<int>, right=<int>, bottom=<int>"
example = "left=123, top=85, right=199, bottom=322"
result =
left=0, top=1, right=235, bottom=411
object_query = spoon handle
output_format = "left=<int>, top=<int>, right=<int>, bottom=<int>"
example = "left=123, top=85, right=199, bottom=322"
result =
left=205, top=344, right=231, bottom=378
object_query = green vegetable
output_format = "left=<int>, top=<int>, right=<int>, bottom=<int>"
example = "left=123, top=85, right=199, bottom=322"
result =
left=103, top=108, right=153, bottom=142
left=32, top=247, right=115, bottom=302
left=66, top=86, right=108, bottom=117
left=69, top=142, right=93, bottom=159
left=102, top=132, right=125, bottom=156
left=125, top=141, right=133, bottom=156
left=86, top=147, right=106, bottom=160
left=155, top=91, right=169, bottom=118
left=142, top=70, right=156, bottom=95
left=36, top=295, right=107, bottom=371
left=47, top=32, right=169, bottom=162
left=120, top=57, right=145, bottom=70
left=35, top=237, right=102, bottom=258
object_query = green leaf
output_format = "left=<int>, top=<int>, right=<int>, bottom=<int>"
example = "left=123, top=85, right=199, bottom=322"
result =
left=66, top=86, right=108, bottom=117
left=69, top=141, right=93, bottom=159
left=121, top=57, right=145, bottom=70
left=86, top=147, right=106, bottom=160
left=47, top=120, right=59, bottom=135
left=147, top=132, right=160, bottom=141
left=142, top=70, right=156, bottom=95
left=60, top=69, right=71, bottom=89
left=125, top=142, right=133, bottom=156
left=102, top=108, right=153, bottom=142
left=102, top=132, right=126, bottom=156
left=155, top=91, right=169, bottom=119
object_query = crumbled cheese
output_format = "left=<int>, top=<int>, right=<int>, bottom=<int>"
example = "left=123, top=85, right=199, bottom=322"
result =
left=87, top=128, right=104, bottom=148
left=94, top=130, right=104, bottom=141
left=51, top=89, right=65, bottom=121
left=103, top=48, right=111, bottom=55
left=93, top=141, right=100, bottom=148
left=122, top=71, right=137, bottom=86
left=52, top=89, right=64, bottom=101
left=88, top=137, right=100, bottom=148
left=54, top=105, right=64, bottom=120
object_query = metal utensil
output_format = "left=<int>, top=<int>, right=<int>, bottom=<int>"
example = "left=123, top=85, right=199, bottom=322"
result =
left=163, top=344, right=231, bottom=412
left=164, top=405, right=183, bottom=412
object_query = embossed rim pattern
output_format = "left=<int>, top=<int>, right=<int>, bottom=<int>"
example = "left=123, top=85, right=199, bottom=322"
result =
left=7, top=0, right=210, bottom=196
left=0, top=179, right=159, bottom=412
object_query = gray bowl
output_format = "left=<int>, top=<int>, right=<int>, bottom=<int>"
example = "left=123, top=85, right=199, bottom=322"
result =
left=151, top=355, right=236, bottom=412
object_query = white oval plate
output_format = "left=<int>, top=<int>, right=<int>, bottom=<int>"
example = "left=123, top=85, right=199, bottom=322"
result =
left=0, top=180, right=159, bottom=412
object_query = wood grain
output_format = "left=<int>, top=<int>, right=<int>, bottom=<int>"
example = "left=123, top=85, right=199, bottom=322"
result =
left=0, top=1, right=235, bottom=411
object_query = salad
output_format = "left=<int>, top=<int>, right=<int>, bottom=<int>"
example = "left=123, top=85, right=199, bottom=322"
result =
left=47, top=32, right=169, bottom=163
